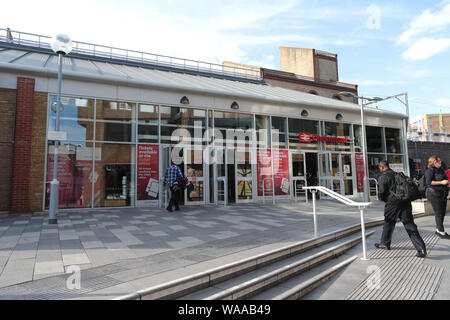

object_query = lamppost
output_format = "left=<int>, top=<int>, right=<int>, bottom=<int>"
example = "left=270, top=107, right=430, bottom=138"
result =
left=339, top=92, right=382, bottom=202
left=48, top=34, right=72, bottom=224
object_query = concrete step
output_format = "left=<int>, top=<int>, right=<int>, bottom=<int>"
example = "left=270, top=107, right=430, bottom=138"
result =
left=250, top=252, right=359, bottom=300
left=115, top=224, right=374, bottom=300
left=178, top=231, right=374, bottom=300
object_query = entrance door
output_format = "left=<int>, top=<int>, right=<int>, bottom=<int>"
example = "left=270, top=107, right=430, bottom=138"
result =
left=214, top=147, right=228, bottom=205
left=318, top=152, right=354, bottom=196
left=184, top=147, right=205, bottom=205
left=290, top=151, right=307, bottom=201
left=159, top=145, right=171, bottom=208
left=235, top=149, right=253, bottom=203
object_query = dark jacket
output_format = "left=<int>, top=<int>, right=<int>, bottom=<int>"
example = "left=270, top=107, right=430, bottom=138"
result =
left=378, top=169, right=398, bottom=205
left=425, top=167, right=448, bottom=192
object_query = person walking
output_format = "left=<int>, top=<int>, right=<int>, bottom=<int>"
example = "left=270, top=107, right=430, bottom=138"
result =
left=163, top=164, right=183, bottom=212
left=375, top=160, right=427, bottom=258
left=425, top=155, right=450, bottom=239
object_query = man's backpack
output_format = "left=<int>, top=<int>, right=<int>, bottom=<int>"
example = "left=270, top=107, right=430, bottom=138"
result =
left=393, top=172, right=422, bottom=201
left=176, top=176, right=189, bottom=190
left=417, top=174, right=426, bottom=198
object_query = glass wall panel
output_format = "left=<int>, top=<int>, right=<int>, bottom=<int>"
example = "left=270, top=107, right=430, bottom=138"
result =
left=368, top=154, right=385, bottom=179
left=256, top=115, right=270, bottom=148
left=353, top=125, right=362, bottom=153
left=288, top=118, right=320, bottom=150
left=45, top=141, right=93, bottom=209
left=96, top=100, right=136, bottom=142
left=366, top=126, right=384, bottom=153
left=271, top=116, right=287, bottom=149
left=323, top=122, right=351, bottom=151
left=48, top=96, right=95, bottom=141
left=385, top=128, right=402, bottom=154
left=213, top=111, right=253, bottom=147
left=138, top=104, right=158, bottom=143
left=160, top=106, right=206, bottom=145
left=388, top=154, right=405, bottom=173
left=94, top=143, right=136, bottom=207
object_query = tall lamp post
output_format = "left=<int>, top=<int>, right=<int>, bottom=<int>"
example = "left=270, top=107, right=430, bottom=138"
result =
left=48, top=34, right=72, bottom=224
left=339, top=92, right=382, bottom=202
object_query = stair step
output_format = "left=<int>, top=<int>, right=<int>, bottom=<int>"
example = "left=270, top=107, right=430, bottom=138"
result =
left=179, top=231, right=374, bottom=300
left=250, top=254, right=358, bottom=300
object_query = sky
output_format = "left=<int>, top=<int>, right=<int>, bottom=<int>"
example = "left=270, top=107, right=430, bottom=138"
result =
left=2, top=0, right=450, bottom=120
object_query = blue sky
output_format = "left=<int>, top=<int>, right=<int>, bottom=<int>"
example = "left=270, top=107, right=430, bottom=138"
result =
left=2, top=0, right=450, bottom=119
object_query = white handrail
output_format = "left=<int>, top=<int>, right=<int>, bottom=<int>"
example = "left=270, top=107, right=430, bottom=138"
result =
left=293, top=178, right=308, bottom=203
left=368, top=178, right=379, bottom=200
left=303, top=186, right=371, bottom=260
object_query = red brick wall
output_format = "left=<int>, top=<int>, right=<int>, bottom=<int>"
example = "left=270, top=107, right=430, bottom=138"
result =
left=10, top=78, right=35, bottom=213
left=0, top=89, right=16, bottom=211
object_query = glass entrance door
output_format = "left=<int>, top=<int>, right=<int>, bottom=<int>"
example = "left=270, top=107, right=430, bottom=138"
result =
left=318, top=152, right=354, bottom=196
left=236, top=149, right=253, bottom=203
left=159, top=145, right=171, bottom=208
left=184, top=147, right=205, bottom=205
left=290, top=151, right=307, bottom=201
left=214, top=147, right=228, bottom=205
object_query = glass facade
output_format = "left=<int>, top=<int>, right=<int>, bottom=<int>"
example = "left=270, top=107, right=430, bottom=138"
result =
left=45, top=94, right=406, bottom=209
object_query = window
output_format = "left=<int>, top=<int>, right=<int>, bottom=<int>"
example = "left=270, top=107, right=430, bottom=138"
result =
left=138, top=104, right=158, bottom=143
left=160, top=106, right=206, bottom=145
left=366, top=126, right=384, bottom=153
left=332, top=94, right=342, bottom=100
left=323, top=122, right=351, bottom=151
left=385, top=128, right=402, bottom=154
left=96, top=100, right=136, bottom=142
left=271, top=116, right=287, bottom=149
left=256, top=115, right=270, bottom=148
left=213, top=111, right=253, bottom=147
left=288, top=118, right=319, bottom=150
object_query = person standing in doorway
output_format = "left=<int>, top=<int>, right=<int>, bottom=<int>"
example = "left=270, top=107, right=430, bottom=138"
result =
left=163, top=164, right=183, bottom=212
left=375, top=160, right=427, bottom=258
left=425, top=156, right=450, bottom=239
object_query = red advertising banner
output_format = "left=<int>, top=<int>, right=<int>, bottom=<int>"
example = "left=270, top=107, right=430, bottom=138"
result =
left=273, top=150, right=290, bottom=196
left=137, top=145, right=159, bottom=201
left=257, top=149, right=272, bottom=196
left=46, top=153, right=75, bottom=208
left=355, top=152, right=365, bottom=193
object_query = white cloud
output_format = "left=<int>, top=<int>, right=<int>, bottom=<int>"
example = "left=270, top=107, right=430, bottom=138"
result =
left=396, top=3, right=450, bottom=46
left=436, top=98, right=450, bottom=107
left=402, top=38, right=450, bottom=61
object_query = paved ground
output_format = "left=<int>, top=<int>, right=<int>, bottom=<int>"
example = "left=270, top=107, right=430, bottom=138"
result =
left=0, top=199, right=387, bottom=298
left=0, top=199, right=447, bottom=300
left=304, top=214, right=450, bottom=300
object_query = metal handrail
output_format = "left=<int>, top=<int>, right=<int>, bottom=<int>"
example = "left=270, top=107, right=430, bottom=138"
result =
left=0, top=27, right=262, bottom=81
left=293, top=178, right=308, bottom=203
left=368, top=178, right=379, bottom=200
left=217, top=177, right=227, bottom=206
left=303, top=186, right=371, bottom=260
left=262, top=178, right=275, bottom=204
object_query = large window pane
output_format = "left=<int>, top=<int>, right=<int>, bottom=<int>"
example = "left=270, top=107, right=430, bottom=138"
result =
left=353, top=125, right=362, bottom=152
left=324, top=122, right=351, bottom=151
left=256, top=115, right=270, bottom=148
left=138, top=104, right=158, bottom=143
left=94, top=143, right=136, bottom=207
left=385, top=128, right=402, bottom=153
left=160, top=106, right=206, bottom=145
left=48, top=96, right=94, bottom=141
left=288, top=118, right=319, bottom=150
left=366, top=126, right=383, bottom=153
left=45, top=141, right=94, bottom=209
left=96, top=100, right=136, bottom=142
left=388, top=154, right=405, bottom=173
left=271, top=116, right=287, bottom=149
left=214, top=111, right=253, bottom=147
left=368, top=154, right=385, bottom=179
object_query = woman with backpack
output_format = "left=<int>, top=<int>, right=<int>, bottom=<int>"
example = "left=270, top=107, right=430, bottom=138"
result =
left=425, top=155, right=450, bottom=239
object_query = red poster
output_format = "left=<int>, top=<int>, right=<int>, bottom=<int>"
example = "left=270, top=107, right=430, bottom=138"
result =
left=137, top=145, right=159, bottom=201
left=257, top=149, right=272, bottom=196
left=355, top=153, right=365, bottom=193
left=273, top=150, right=290, bottom=196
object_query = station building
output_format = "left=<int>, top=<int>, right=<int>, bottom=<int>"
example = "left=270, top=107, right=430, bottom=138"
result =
left=0, top=29, right=408, bottom=213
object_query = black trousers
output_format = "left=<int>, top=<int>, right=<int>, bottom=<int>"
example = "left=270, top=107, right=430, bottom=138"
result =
left=167, top=187, right=180, bottom=210
left=426, top=188, right=448, bottom=232
left=380, top=201, right=426, bottom=252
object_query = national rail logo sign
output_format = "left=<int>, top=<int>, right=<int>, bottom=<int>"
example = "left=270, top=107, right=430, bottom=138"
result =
left=298, top=132, right=348, bottom=143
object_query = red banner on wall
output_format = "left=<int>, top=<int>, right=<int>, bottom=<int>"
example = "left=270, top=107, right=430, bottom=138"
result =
left=137, top=145, right=159, bottom=201
left=257, top=149, right=272, bottom=196
left=355, top=153, right=365, bottom=193
left=273, top=150, right=290, bottom=196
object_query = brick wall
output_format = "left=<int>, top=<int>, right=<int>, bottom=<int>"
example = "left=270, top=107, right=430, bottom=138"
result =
left=408, top=141, right=450, bottom=172
left=10, top=78, right=35, bottom=213
left=0, top=88, right=16, bottom=211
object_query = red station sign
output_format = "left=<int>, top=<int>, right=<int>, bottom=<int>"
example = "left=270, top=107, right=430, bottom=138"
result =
left=298, top=132, right=348, bottom=143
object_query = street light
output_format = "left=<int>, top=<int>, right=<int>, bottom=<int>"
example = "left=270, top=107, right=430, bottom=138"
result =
left=338, top=92, right=381, bottom=202
left=48, top=34, right=72, bottom=224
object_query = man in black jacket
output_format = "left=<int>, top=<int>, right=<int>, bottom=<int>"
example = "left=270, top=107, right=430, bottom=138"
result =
left=375, top=160, right=427, bottom=258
